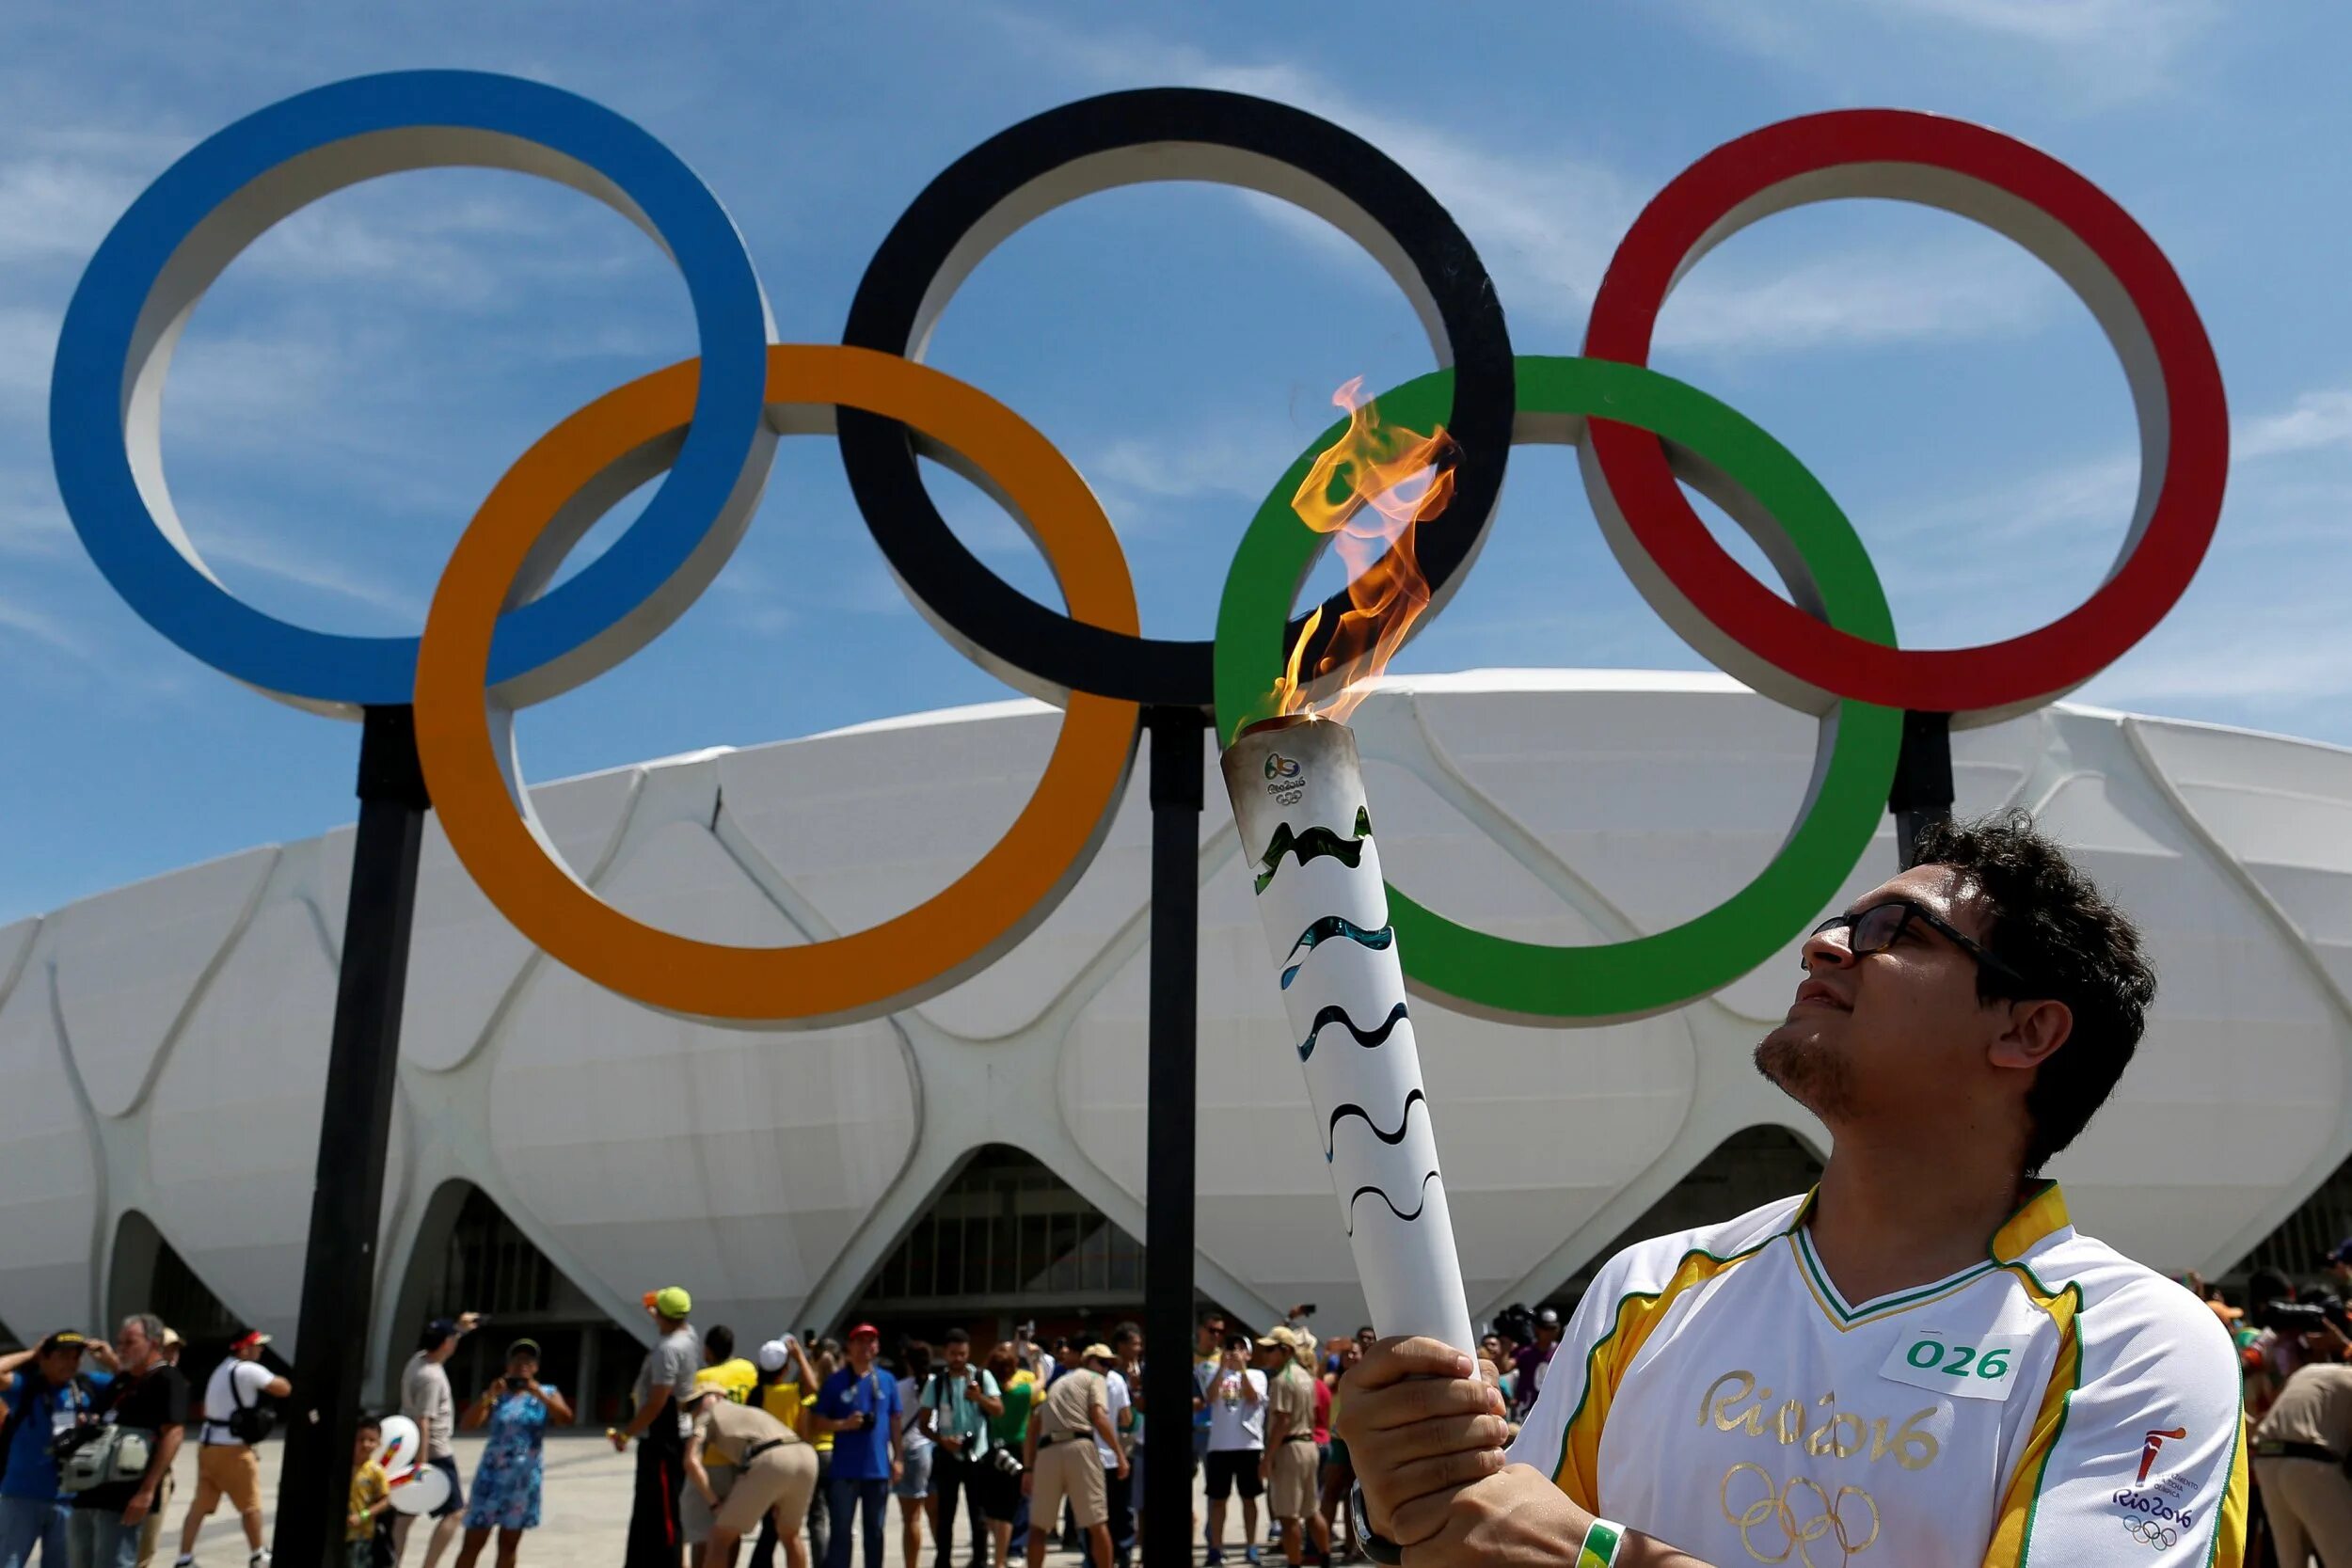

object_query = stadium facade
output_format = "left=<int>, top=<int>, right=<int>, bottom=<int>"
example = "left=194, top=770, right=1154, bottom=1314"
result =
left=3, top=671, right=2346, bottom=1418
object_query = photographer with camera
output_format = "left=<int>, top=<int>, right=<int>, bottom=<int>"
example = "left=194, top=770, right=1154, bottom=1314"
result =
left=2250, top=1285, right=2352, bottom=1561
left=170, top=1329, right=286, bottom=1568
left=916, top=1331, right=1000, bottom=1568
left=975, top=1345, right=1033, bottom=1568
left=67, top=1314, right=185, bottom=1568
left=0, top=1331, right=96, bottom=1568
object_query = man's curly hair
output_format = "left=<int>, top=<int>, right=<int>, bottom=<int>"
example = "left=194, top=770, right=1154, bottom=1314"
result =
left=1910, top=809, right=2158, bottom=1175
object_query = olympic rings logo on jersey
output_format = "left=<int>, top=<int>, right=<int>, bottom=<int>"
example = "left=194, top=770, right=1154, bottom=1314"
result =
left=1719, top=1463, right=1881, bottom=1567
left=50, top=70, right=2227, bottom=1028
left=2124, top=1516, right=2179, bottom=1550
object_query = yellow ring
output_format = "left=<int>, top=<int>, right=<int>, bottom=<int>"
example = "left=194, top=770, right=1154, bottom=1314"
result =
left=414, top=344, right=1140, bottom=1024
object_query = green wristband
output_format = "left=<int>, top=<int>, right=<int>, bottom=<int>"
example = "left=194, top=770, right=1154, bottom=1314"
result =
left=1575, top=1517, right=1625, bottom=1568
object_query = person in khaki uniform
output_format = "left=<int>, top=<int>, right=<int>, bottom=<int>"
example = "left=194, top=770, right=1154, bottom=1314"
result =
left=685, top=1390, right=819, bottom=1565
left=1256, top=1331, right=1328, bottom=1568
left=2253, top=1325, right=2352, bottom=1567
left=1020, top=1347, right=1126, bottom=1568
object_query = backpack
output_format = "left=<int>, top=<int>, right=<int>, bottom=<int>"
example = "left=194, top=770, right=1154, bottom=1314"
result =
left=226, top=1362, right=276, bottom=1444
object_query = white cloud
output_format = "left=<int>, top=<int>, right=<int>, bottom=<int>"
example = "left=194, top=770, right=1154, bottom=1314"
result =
left=1675, top=0, right=2222, bottom=104
left=986, top=10, right=2054, bottom=354
left=2234, top=388, right=2352, bottom=462
left=199, top=526, right=426, bottom=621
left=2081, top=610, right=2352, bottom=710
left=1880, top=0, right=2216, bottom=48
left=0, top=595, right=91, bottom=657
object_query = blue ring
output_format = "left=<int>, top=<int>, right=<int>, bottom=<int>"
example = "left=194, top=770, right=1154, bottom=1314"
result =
left=49, top=70, right=772, bottom=709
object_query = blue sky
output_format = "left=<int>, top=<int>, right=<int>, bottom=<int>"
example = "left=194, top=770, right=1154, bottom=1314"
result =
left=2, top=0, right=2345, bottom=921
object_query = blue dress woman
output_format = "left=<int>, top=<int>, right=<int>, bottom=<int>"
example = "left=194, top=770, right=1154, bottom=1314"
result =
left=455, top=1338, right=575, bottom=1567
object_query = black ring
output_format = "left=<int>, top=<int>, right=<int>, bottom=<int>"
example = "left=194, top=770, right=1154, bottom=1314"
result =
left=839, top=87, right=1516, bottom=709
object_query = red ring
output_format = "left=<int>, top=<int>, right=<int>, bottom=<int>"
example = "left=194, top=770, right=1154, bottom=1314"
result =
left=1582, top=109, right=2227, bottom=721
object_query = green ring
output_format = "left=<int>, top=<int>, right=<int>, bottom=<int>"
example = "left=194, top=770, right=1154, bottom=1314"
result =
left=1213, top=356, right=1903, bottom=1023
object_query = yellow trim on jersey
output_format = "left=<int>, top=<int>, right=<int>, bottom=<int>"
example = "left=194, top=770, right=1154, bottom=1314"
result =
left=1980, top=1271, right=2082, bottom=1568
left=1784, top=1181, right=2074, bottom=1333
left=1989, top=1182, right=2070, bottom=1262
left=2205, top=1402, right=2249, bottom=1568
left=1549, top=1235, right=1782, bottom=1513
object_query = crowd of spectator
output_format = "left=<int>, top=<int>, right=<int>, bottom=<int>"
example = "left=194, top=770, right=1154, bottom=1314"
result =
left=0, top=1291, right=1567, bottom=1568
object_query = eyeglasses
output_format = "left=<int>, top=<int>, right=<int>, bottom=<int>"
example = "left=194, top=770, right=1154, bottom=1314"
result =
left=1807, top=897, right=2031, bottom=991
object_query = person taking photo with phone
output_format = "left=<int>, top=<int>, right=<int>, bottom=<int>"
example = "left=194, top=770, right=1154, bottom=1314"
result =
left=453, top=1338, right=569, bottom=1568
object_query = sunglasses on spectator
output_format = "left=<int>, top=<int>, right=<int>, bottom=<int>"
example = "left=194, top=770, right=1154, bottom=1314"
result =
left=1807, top=897, right=2030, bottom=991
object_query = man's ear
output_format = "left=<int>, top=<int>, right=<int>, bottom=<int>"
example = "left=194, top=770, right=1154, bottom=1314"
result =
left=1989, top=997, right=2072, bottom=1072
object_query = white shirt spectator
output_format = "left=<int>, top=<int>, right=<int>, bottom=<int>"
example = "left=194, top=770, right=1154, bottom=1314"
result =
left=401, top=1352, right=456, bottom=1459
left=1093, top=1369, right=1130, bottom=1466
left=1202, top=1368, right=1265, bottom=1451
left=200, top=1358, right=277, bottom=1446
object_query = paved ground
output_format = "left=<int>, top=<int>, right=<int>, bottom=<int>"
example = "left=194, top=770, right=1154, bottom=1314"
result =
left=166, top=1434, right=1337, bottom=1565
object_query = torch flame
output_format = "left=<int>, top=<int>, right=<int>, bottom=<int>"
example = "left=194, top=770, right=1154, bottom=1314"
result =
left=1271, top=376, right=1455, bottom=724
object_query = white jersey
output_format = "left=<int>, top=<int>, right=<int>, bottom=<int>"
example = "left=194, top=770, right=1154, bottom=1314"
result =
left=1508, top=1185, right=2248, bottom=1567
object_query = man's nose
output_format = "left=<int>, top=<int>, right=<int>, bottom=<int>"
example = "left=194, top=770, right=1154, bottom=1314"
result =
left=1801, top=925, right=1857, bottom=973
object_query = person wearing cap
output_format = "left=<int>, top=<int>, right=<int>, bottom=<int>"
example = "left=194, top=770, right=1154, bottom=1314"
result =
left=1200, top=1333, right=1266, bottom=1567
left=747, top=1338, right=822, bottom=1568
left=1256, top=1331, right=1326, bottom=1568
left=1089, top=1336, right=1134, bottom=1568
left=685, top=1327, right=758, bottom=1568
left=616, top=1287, right=700, bottom=1568
left=168, top=1329, right=288, bottom=1568
left=451, top=1338, right=570, bottom=1568
left=1507, top=1309, right=1560, bottom=1424
left=391, top=1311, right=481, bottom=1568
left=1019, top=1347, right=1122, bottom=1568
left=683, top=1389, right=818, bottom=1568
left=812, top=1325, right=900, bottom=1568
left=0, top=1331, right=97, bottom=1568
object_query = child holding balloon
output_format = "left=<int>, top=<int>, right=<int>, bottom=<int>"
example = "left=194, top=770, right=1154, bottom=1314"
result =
left=350, top=1415, right=393, bottom=1568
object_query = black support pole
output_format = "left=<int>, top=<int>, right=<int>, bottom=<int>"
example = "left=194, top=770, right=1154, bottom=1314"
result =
left=1143, top=706, right=1206, bottom=1568
left=1891, top=709, right=1956, bottom=871
left=275, top=705, right=430, bottom=1568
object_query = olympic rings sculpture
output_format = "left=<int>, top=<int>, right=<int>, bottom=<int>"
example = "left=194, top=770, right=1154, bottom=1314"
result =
left=49, top=70, right=2226, bottom=1029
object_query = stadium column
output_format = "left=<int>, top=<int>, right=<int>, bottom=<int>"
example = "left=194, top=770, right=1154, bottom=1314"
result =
left=275, top=704, right=430, bottom=1568
left=1143, top=705, right=1206, bottom=1568
left=1891, top=709, right=1955, bottom=870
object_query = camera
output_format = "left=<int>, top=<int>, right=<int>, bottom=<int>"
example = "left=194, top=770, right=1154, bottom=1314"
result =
left=2255, top=1293, right=2350, bottom=1336
left=1490, top=1303, right=1537, bottom=1345
left=505, top=1375, right=529, bottom=1391
left=1013, top=1322, right=1036, bottom=1342
left=47, top=1423, right=98, bottom=1463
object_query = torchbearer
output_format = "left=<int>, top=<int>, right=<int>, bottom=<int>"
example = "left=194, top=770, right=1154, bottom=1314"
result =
left=1336, top=816, right=2252, bottom=1568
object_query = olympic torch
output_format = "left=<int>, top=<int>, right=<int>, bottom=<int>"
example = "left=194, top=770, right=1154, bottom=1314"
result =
left=1216, top=381, right=1474, bottom=1352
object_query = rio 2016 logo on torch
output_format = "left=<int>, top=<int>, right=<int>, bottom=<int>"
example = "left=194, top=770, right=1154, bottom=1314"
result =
left=52, top=71, right=2225, bottom=1029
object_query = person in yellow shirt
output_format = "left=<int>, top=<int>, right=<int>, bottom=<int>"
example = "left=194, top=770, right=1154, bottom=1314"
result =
left=349, top=1414, right=393, bottom=1568
left=749, top=1336, right=825, bottom=1568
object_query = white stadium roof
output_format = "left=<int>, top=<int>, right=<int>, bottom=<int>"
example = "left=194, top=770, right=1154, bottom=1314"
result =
left=2, top=669, right=2348, bottom=1373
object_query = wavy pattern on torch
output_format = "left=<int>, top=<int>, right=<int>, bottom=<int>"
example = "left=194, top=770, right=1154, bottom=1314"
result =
left=1325, top=1087, right=1427, bottom=1161
left=1253, top=807, right=1374, bottom=894
left=1344, top=1168, right=1440, bottom=1236
left=1296, top=999, right=1409, bottom=1062
left=1279, top=915, right=1395, bottom=989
